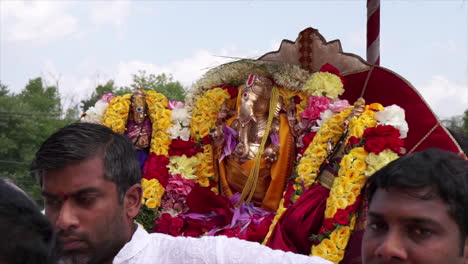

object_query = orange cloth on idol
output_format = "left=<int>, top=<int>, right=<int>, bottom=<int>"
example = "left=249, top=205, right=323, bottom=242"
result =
left=218, top=114, right=295, bottom=211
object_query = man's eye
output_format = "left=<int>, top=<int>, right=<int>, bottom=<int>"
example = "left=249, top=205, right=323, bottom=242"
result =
left=44, top=199, right=61, bottom=208
left=411, top=227, right=433, bottom=240
left=367, top=221, right=388, bottom=233
left=76, top=196, right=96, bottom=206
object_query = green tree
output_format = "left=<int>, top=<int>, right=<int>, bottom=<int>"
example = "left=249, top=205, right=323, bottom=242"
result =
left=0, top=78, right=75, bottom=205
left=81, top=72, right=187, bottom=112
left=131, top=71, right=186, bottom=101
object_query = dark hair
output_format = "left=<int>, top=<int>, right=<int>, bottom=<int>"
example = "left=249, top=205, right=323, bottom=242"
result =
left=367, top=148, right=468, bottom=249
left=0, top=178, right=59, bottom=264
left=31, top=122, right=141, bottom=202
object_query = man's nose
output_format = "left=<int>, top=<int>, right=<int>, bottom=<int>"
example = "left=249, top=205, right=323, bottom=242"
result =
left=56, top=201, right=79, bottom=231
left=374, top=230, right=408, bottom=262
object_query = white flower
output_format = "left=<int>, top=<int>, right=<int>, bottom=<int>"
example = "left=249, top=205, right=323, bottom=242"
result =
left=315, top=109, right=335, bottom=130
left=166, top=102, right=192, bottom=140
left=80, top=101, right=109, bottom=124
left=375, top=105, right=409, bottom=138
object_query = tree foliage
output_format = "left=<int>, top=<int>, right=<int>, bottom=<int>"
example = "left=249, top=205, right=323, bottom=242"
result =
left=81, top=72, right=187, bottom=112
left=0, top=78, right=75, bottom=205
left=130, top=71, right=186, bottom=101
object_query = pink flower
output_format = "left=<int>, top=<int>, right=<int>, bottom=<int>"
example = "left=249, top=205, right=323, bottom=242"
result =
left=166, top=174, right=195, bottom=196
left=98, top=93, right=117, bottom=103
left=300, top=96, right=331, bottom=120
left=329, top=99, right=350, bottom=113
left=168, top=100, right=185, bottom=110
left=160, top=190, right=189, bottom=214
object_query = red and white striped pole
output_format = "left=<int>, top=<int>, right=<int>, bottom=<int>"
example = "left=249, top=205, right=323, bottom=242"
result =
left=367, top=0, right=380, bottom=65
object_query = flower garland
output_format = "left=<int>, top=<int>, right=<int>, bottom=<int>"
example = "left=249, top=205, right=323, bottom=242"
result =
left=293, top=106, right=353, bottom=197
left=190, top=87, right=231, bottom=187
left=102, top=94, right=132, bottom=133
left=145, top=91, right=172, bottom=156
left=101, top=91, right=172, bottom=214
left=310, top=104, right=406, bottom=264
left=263, top=105, right=354, bottom=245
left=80, top=93, right=116, bottom=124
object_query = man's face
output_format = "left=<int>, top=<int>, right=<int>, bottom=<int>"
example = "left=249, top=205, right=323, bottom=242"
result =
left=362, top=187, right=468, bottom=264
left=42, top=157, right=131, bottom=264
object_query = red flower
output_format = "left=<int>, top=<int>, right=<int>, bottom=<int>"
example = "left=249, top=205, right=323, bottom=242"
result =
left=322, top=218, right=336, bottom=232
left=334, top=209, right=350, bottom=226
left=201, top=135, right=212, bottom=145
left=143, top=153, right=170, bottom=187
left=345, top=195, right=361, bottom=214
left=187, top=185, right=233, bottom=213
left=363, top=125, right=404, bottom=154
left=169, top=138, right=203, bottom=157
left=153, top=213, right=184, bottom=236
left=319, top=63, right=344, bottom=85
left=299, top=132, right=317, bottom=155
left=348, top=136, right=361, bottom=147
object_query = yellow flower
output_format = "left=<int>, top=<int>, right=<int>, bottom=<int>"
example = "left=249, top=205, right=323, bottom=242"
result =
left=143, top=188, right=155, bottom=199
left=198, top=177, right=210, bottom=187
left=348, top=183, right=362, bottom=195
left=352, top=158, right=367, bottom=171
left=145, top=198, right=160, bottom=209
left=365, top=103, right=384, bottom=112
left=345, top=192, right=357, bottom=205
left=310, top=146, right=327, bottom=157
left=340, top=155, right=352, bottom=169
left=345, top=168, right=360, bottom=181
left=365, top=150, right=399, bottom=177
left=145, top=179, right=158, bottom=189
left=334, top=197, right=348, bottom=209
left=302, top=72, right=344, bottom=99
left=351, top=147, right=368, bottom=160
left=325, top=205, right=338, bottom=218
left=153, top=182, right=165, bottom=199
left=168, top=155, right=200, bottom=180
left=321, top=239, right=337, bottom=254
left=330, top=184, right=345, bottom=198
left=311, top=245, right=328, bottom=258
left=330, top=227, right=351, bottom=250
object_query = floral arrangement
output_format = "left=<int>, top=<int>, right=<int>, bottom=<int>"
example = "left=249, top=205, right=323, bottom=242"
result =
left=80, top=93, right=116, bottom=123
left=310, top=104, right=407, bottom=264
left=190, top=87, right=231, bottom=187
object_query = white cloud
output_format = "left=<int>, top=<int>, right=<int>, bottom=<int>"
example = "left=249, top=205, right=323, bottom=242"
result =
left=114, top=47, right=260, bottom=88
left=415, top=75, right=468, bottom=119
left=90, top=0, right=131, bottom=26
left=0, top=1, right=77, bottom=42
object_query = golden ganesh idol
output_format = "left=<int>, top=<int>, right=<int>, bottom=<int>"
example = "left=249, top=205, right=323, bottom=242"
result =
left=214, top=71, right=296, bottom=211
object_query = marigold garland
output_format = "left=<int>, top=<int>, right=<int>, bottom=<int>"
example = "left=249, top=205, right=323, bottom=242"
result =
left=102, top=94, right=132, bottom=133
left=102, top=90, right=173, bottom=212
left=190, top=87, right=231, bottom=186
left=263, top=106, right=354, bottom=246
left=293, top=106, right=353, bottom=196
left=310, top=104, right=401, bottom=264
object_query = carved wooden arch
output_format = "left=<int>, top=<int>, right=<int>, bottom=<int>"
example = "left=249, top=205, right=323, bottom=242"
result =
left=259, top=27, right=370, bottom=75
left=257, top=27, right=464, bottom=156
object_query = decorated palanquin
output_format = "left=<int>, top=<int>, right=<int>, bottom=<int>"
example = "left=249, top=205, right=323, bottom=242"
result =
left=80, top=27, right=465, bottom=264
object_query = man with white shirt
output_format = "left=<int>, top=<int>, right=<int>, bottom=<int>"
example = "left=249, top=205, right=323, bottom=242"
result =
left=31, top=122, right=331, bottom=264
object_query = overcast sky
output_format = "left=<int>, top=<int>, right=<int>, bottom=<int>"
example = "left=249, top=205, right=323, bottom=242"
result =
left=1, top=0, right=467, bottom=119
